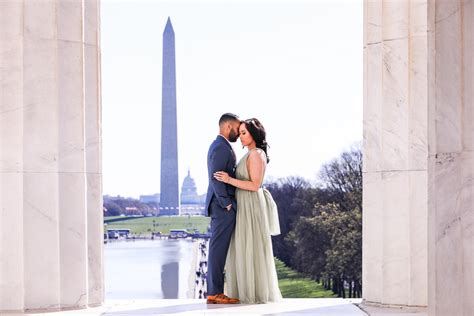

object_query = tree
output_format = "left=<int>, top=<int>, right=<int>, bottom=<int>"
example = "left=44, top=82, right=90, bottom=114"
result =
left=287, top=203, right=362, bottom=298
left=103, top=196, right=155, bottom=216
left=285, top=203, right=334, bottom=281
left=321, top=206, right=362, bottom=298
left=265, top=176, right=311, bottom=265
left=103, top=201, right=124, bottom=216
left=281, top=143, right=363, bottom=298
left=318, top=143, right=362, bottom=212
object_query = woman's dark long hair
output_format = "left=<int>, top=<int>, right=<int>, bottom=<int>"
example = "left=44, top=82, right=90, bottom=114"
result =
left=242, top=118, right=270, bottom=163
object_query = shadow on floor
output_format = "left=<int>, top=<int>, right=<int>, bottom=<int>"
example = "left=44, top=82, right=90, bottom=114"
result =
left=103, top=302, right=242, bottom=315
left=264, top=303, right=366, bottom=315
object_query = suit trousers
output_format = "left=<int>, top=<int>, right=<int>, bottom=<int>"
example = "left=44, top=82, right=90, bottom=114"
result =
left=206, top=198, right=236, bottom=295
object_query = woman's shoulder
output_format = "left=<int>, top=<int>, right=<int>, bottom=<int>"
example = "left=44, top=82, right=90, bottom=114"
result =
left=248, top=148, right=267, bottom=162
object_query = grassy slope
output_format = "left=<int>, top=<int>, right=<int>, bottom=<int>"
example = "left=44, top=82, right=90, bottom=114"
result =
left=276, top=258, right=337, bottom=298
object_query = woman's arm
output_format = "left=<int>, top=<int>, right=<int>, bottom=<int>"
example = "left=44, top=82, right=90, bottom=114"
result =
left=214, top=150, right=266, bottom=192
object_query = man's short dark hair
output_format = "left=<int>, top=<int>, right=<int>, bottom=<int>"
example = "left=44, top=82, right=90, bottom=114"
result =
left=219, top=113, right=240, bottom=126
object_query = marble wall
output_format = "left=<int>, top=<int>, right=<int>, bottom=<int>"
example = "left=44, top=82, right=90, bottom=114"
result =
left=0, top=0, right=103, bottom=312
left=363, top=0, right=473, bottom=314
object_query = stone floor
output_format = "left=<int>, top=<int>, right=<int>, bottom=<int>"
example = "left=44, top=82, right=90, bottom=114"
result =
left=357, top=304, right=428, bottom=316
left=1, top=298, right=428, bottom=316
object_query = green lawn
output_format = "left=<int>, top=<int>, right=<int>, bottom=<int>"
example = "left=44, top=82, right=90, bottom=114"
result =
left=104, top=216, right=211, bottom=236
left=276, top=258, right=337, bottom=298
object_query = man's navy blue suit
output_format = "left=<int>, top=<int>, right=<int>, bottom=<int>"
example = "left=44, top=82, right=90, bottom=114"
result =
left=205, top=135, right=237, bottom=296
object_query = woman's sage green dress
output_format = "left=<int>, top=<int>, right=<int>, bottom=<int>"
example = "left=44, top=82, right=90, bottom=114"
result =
left=224, top=149, right=282, bottom=304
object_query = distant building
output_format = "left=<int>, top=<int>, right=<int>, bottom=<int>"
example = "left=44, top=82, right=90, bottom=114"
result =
left=104, top=194, right=135, bottom=201
left=124, top=170, right=205, bottom=216
left=197, top=193, right=206, bottom=204
left=139, top=193, right=160, bottom=204
left=180, top=169, right=205, bottom=216
left=180, top=169, right=199, bottom=204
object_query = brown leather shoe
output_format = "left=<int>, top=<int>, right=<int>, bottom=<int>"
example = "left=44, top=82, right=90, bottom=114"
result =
left=206, top=293, right=240, bottom=304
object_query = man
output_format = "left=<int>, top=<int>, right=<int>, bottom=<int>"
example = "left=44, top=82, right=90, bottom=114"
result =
left=204, top=113, right=241, bottom=304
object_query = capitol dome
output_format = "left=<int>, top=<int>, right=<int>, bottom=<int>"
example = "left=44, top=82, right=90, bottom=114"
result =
left=180, top=169, right=199, bottom=204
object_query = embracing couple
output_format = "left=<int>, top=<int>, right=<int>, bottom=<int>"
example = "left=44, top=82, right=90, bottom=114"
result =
left=204, top=113, right=282, bottom=304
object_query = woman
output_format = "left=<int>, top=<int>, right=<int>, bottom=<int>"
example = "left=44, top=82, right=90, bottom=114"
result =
left=214, top=118, right=282, bottom=304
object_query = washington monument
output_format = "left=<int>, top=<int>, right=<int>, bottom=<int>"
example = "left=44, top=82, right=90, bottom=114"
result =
left=160, top=17, right=179, bottom=216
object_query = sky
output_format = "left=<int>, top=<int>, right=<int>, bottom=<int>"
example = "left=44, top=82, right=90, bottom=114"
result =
left=101, top=0, right=363, bottom=198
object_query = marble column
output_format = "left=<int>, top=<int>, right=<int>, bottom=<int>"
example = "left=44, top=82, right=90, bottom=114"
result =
left=363, top=0, right=429, bottom=308
left=363, top=0, right=473, bottom=314
left=428, top=1, right=473, bottom=315
left=0, top=0, right=103, bottom=312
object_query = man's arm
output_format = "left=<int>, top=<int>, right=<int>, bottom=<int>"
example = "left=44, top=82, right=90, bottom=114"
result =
left=209, top=144, right=233, bottom=210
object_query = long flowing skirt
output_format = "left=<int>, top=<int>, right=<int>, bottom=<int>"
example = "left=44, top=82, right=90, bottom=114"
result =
left=224, top=188, right=282, bottom=303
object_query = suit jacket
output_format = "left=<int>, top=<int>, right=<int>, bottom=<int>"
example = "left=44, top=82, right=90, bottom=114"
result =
left=204, top=135, right=237, bottom=216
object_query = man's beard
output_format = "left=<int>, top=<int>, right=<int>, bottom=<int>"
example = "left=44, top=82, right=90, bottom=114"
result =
left=229, top=130, right=239, bottom=142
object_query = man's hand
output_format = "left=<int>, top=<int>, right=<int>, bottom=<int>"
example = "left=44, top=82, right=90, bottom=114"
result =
left=226, top=204, right=232, bottom=211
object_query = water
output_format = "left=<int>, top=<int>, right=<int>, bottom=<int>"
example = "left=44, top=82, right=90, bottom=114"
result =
left=105, top=239, right=196, bottom=299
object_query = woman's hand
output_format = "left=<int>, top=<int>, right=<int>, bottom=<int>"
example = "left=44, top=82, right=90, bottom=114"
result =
left=214, top=171, right=231, bottom=183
